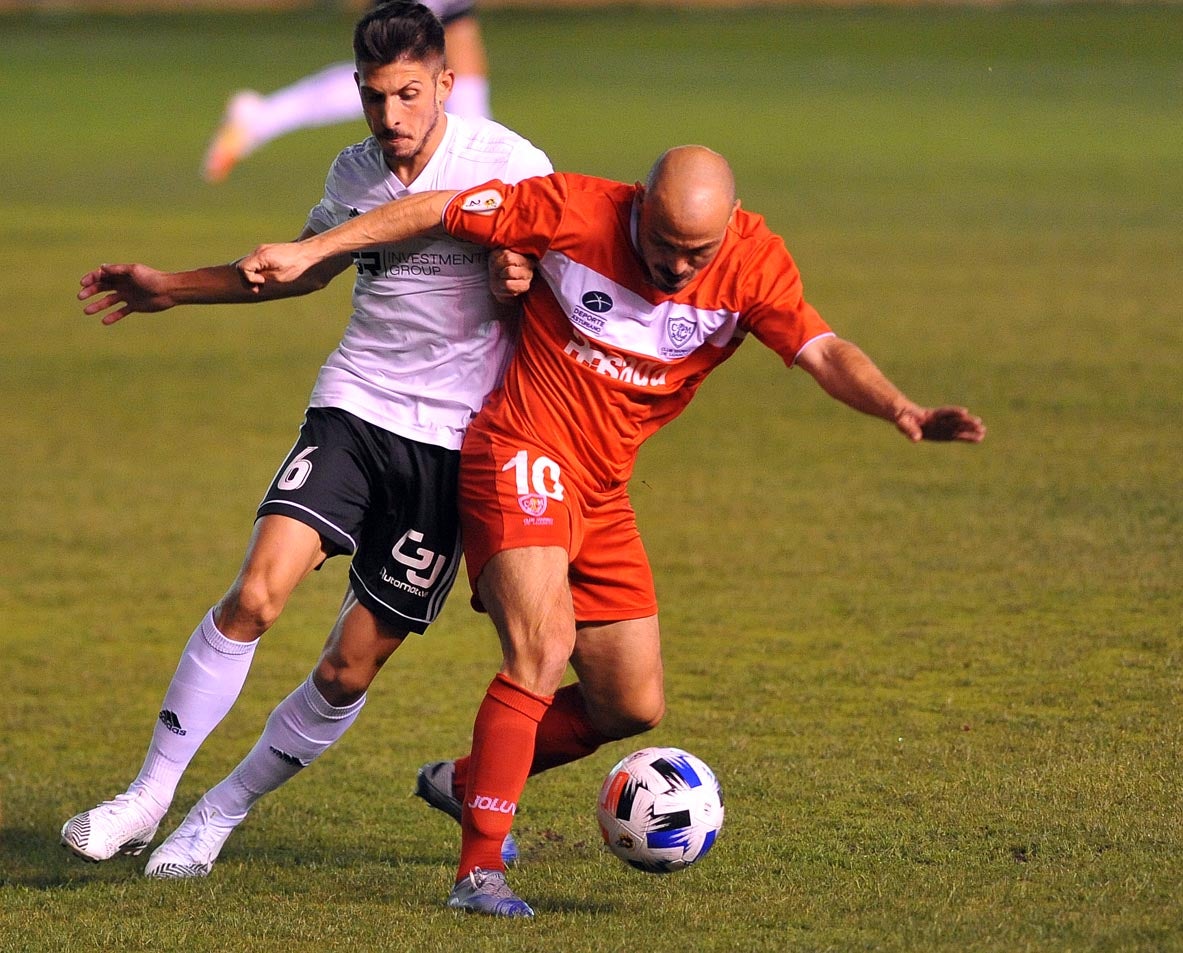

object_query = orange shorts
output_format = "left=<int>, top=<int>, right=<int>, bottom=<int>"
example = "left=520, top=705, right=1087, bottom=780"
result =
left=459, top=427, right=658, bottom=623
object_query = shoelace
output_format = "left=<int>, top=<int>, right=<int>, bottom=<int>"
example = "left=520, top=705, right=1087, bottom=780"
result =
left=94, top=791, right=158, bottom=824
left=469, top=869, right=515, bottom=899
left=102, top=792, right=145, bottom=811
left=174, top=808, right=233, bottom=857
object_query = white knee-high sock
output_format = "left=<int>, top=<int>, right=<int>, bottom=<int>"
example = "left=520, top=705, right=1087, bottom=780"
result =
left=249, top=62, right=362, bottom=145
left=200, top=673, right=366, bottom=821
left=131, top=609, right=258, bottom=807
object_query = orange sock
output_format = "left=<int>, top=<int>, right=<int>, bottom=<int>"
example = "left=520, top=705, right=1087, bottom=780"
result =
left=457, top=673, right=552, bottom=878
left=452, top=683, right=610, bottom=797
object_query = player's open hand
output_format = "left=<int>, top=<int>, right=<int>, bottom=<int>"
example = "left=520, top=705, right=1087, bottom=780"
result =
left=488, top=248, right=536, bottom=303
left=895, top=406, right=986, bottom=443
left=78, top=262, right=174, bottom=325
left=238, top=242, right=315, bottom=288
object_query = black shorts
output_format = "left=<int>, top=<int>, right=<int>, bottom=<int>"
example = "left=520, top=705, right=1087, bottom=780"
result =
left=258, top=407, right=462, bottom=634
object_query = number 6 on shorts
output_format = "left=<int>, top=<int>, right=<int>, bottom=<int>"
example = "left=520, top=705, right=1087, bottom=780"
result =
left=278, top=445, right=318, bottom=491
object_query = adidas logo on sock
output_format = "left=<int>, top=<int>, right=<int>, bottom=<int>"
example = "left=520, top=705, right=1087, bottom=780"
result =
left=158, top=709, right=187, bottom=736
left=269, top=746, right=309, bottom=768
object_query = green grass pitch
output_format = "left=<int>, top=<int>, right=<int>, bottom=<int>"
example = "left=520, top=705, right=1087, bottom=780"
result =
left=1, top=5, right=1180, bottom=951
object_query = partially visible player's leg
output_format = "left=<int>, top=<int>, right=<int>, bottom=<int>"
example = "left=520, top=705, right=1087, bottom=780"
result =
left=145, top=591, right=407, bottom=878
left=453, top=546, right=572, bottom=889
left=442, top=15, right=490, bottom=120
left=144, top=410, right=370, bottom=791
left=309, top=593, right=405, bottom=705
left=449, top=615, right=663, bottom=798
left=484, top=489, right=662, bottom=773
left=145, top=422, right=465, bottom=876
left=440, top=485, right=663, bottom=911
left=240, top=62, right=362, bottom=144
left=133, top=515, right=329, bottom=805
left=62, top=410, right=364, bottom=862
left=60, top=515, right=328, bottom=863
left=218, top=516, right=331, bottom=640
left=481, top=546, right=577, bottom=695
left=569, top=615, right=665, bottom=740
left=557, top=481, right=663, bottom=741
left=203, top=61, right=362, bottom=183
left=439, top=434, right=587, bottom=914
left=203, top=7, right=496, bottom=183
left=208, top=584, right=407, bottom=810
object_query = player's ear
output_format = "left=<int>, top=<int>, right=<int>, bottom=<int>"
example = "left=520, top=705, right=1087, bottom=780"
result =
left=437, top=67, right=455, bottom=103
left=728, top=198, right=740, bottom=225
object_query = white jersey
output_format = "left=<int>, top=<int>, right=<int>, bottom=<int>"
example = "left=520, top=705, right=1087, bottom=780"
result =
left=304, top=114, right=552, bottom=450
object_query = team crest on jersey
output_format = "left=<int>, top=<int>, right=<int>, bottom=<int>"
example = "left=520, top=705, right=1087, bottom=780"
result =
left=460, top=189, right=503, bottom=214
left=666, top=312, right=697, bottom=353
left=518, top=493, right=548, bottom=517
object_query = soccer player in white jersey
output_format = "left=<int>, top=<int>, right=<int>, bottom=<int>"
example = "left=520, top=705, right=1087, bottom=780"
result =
left=203, top=0, right=491, bottom=183
left=60, top=1, right=551, bottom=879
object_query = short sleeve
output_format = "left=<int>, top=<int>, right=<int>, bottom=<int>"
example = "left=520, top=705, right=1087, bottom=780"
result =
left=502, top=143, right=554, bottom=185
left=738, top=230, right=833, bottom=366
left=441, top=173, right=569, bottom=259
left=305, top=156, right=354, bottom=235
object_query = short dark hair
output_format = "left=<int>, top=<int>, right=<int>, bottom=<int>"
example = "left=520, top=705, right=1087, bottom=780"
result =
left=353, top=1, right=446, bottom=69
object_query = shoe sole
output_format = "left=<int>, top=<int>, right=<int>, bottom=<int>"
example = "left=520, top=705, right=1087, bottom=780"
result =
left=145, top=862, right=212, bottom=879
left=447, top=897, right=534, bottom=918
left=60, top=836, right=151, bottom=862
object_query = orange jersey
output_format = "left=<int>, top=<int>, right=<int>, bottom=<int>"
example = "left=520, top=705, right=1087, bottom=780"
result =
left=442, top=173, right=833, bottom=491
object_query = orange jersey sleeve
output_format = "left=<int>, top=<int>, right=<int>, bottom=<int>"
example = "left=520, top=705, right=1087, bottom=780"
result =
left=442, top=174, right=571, bottom=259
left=727, top=213, right=831, bottom=366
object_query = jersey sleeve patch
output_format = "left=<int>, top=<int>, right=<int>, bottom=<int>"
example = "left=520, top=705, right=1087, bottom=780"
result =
left=459, top=189, right=504, bottom=214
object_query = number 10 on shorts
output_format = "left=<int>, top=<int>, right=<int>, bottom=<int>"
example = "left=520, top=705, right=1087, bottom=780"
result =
left=502, top=450, right=565, bottom=502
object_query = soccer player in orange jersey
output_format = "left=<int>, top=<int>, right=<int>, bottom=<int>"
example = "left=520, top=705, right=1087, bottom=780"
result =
left=240, top=145, right=985, bottom=917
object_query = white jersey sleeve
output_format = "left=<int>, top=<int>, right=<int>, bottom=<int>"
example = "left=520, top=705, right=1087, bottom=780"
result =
left=302, top=119, right=552, bottom=450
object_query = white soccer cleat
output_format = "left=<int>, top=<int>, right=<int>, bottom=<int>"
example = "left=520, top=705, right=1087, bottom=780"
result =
left=144, top=797, right=242, bottom=879
left=202, top=90, right=264, bottom=184
left=60, top=790, right=167, bottom=862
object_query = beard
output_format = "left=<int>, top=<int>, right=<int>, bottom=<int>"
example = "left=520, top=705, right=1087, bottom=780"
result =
left=377, top=99, right=442, bottom=165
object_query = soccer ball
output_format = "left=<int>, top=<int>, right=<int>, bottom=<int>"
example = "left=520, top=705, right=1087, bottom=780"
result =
left=596, top=746, right=724, bottom=874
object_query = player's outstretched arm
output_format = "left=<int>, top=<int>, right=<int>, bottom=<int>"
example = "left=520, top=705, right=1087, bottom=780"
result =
left=80, top=230, right=351, bottom=325
left=795, top=335, right=985, bottom=443
left=79, top=263, right=182, bottom=326
left=240, top=190, right=457, bottom=287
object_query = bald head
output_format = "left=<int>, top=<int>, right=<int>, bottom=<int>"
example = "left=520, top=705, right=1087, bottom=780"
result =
left=645, top=146, right=737, bottom=227
left=636, top=146, right=739, bottom=294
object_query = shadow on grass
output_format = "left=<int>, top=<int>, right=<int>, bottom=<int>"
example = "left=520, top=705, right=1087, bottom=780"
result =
left=0, top=825, right=129, bottom=889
